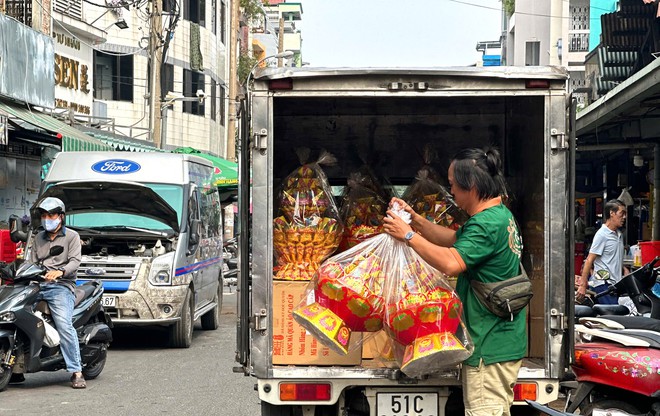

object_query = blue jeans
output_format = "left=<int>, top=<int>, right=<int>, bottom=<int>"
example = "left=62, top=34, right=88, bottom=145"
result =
left=37, top=284, right=82, bottom=373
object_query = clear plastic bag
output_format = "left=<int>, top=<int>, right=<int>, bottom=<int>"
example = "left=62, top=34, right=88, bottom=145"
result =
left=403, top=145, right=468, bottom=229
left=273, top=149, right=344, bottom=280
left=293, top=206, right=473, bottom=377
left=292, top=233, right=389, bottom=354
left=382, top=241, right=473, bottom=377
left=338, top=171, right=392, bottom=252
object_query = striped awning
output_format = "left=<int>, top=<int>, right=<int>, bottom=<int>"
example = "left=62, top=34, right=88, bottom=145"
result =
left=78, top=127, right=164, bottom=153
left=0, top=99, right=113, bottom=151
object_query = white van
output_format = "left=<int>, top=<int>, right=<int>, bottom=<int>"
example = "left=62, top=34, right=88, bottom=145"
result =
left=32, top=152, right=223, bottom=348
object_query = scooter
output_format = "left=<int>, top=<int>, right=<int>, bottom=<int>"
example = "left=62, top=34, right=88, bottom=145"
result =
left=561, top=257, right=660, bottom=416
left=0, top=246, right=113, bottom=391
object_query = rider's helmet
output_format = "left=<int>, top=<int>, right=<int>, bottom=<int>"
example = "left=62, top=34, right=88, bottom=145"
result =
left=37, top=197, right=66, bottom=215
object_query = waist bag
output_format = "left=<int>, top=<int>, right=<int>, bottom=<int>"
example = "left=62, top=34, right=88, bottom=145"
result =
left=470, top=263, right=533, bottom=321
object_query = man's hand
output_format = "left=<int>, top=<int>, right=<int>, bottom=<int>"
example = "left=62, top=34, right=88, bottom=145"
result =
left=575, top=274, right=588, bottom=301
left=44, top=270, right=64, bottom=282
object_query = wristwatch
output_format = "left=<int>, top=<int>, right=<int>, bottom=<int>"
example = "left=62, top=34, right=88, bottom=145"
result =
left=404, top=231, right=415, bottom=246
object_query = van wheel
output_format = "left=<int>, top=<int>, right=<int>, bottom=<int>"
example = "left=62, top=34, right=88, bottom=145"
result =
left=201, top=278, right=222, bottom=330
left=170, top=289, right=193, bottom=348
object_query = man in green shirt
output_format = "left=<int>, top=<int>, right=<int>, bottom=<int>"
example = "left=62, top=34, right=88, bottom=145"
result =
left=383, top=147, right=525, bottom=415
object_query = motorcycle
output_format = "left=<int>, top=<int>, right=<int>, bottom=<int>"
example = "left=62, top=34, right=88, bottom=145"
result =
left=562, top=257, right=660, bottom=416
left=526, top=398, right=651, bottom=416
left=0, top=246, right=113, bottom=391
left=223, top=238, right=238, bottom=288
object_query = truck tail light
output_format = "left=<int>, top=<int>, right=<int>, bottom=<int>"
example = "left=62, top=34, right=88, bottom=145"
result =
left=513, top=383, right=538, bottom=401
left=268, top=78, right=293, bottom=90
left=279, top=383, right=331, bottom=401
left=525, top=80, right=550, bottom=89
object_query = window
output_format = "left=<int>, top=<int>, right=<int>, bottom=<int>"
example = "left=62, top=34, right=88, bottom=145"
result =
left=525, top=41, right=540, bottom=66
left=183, top=69, right=205, bottom=116
left=219, top=0, right=226, bottom=43
left=93, top=51, right=134, bottom=101
left=146, top=62, right=175, bottom=97
left=211, top=79, right=217, bottom=121
left=162, top=63, right=175, bottom=96
left=219, top=85, right=225, bottom=126
left=163, top=0, right=175, bottom=13
left=184, top=0, right=205, bottom=25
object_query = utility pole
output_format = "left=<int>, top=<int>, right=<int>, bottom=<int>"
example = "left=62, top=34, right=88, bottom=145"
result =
left=278, top=16, right=284, bottom=67
left=148, top=0, right=163, bottom=148
left=226, top=0, right=239, bottom=161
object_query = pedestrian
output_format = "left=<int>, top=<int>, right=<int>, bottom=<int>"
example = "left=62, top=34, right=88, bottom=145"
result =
left=11, top=197, right=86, bottom=389
left=576, top=199, right=628, bottom=306
left=382, top=146, right=525, bottom=416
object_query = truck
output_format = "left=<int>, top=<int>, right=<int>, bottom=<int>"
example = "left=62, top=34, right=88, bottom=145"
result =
left=18, top=152, right=224, bottom=348
left=235, top=66, right=574, bottom=415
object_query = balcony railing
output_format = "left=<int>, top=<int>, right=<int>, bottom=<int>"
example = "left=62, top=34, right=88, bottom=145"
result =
left=54, top=0, right=83, bottom=20
left=569, top=33, right=590, bottom=53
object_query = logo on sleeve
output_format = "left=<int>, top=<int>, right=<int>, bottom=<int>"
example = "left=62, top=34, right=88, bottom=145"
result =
left=508, top=218, right=522, bottom=257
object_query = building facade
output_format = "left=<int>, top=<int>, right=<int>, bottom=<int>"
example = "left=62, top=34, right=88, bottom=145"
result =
left=87, top=0, right=230, bottom=156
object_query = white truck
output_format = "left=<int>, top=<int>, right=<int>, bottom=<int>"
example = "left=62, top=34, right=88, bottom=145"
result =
left=235, top=66, right=575, bottom=415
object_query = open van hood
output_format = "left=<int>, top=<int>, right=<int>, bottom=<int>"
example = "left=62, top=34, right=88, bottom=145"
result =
left=35, top=180, right=180, bottom=232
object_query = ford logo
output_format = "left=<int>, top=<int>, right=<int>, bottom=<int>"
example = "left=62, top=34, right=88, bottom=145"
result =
left=87, top=267, right=106, bottom=276
left=91, top=159, right=141, bottom=174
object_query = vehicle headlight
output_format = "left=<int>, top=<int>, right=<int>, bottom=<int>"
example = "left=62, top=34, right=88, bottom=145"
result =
left=0, top=311, right=16, bottom=322
left=148, top=253, right=174, bottom=286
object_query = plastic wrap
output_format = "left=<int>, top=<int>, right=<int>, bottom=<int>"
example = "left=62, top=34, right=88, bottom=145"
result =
left=273, top=149, right=344, bottom=280
left=338, top=171, right=392, bottom=252
left=292, top=234, right=389, bottom=354
left=293, top=205, right=473, bottom=377
left=402, top=146, right=468, bottom=229
left=382, top=241, right=473, bottom=378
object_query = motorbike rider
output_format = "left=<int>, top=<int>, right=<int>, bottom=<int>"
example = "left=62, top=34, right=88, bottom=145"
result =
left=12, top=197, right=86, bottom=389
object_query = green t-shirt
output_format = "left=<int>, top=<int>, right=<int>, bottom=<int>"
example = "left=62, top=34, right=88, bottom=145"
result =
left=453, top=203, right=527, bottom=367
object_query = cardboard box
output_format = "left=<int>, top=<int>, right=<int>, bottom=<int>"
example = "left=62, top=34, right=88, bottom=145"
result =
left=361, top=330, right=390, bottom=359
left=528, top=316, right=544, bottom=358
left=272, top=280, right=362, bottom=365
left=529, top=278, right=545, bottom=318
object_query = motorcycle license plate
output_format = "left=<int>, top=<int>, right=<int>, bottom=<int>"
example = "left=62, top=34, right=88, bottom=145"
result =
left=101, top=296, right=116, bottom=307
left=377, top=393, right=438, bottom=416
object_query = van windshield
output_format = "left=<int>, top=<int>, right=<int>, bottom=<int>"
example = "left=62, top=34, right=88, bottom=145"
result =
left=67, top=183, right=183, bottom=232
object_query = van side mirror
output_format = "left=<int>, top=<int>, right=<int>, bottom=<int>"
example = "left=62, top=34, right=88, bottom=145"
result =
left=8, top=215, right=28, bottom=243
left=188, top=219, right=201, bottom=251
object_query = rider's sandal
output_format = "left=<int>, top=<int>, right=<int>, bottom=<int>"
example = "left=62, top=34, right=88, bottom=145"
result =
left=71, top=373, right=86, bottom=389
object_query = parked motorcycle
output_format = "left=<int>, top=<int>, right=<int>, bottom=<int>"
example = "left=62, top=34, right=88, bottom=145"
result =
left=562, top=257, right=660, bottom=416
left=0, top=246, right=113, bottom=391
left=223, top=237, right=238, bottom=288
left=526, top=398, right=647, bottom=416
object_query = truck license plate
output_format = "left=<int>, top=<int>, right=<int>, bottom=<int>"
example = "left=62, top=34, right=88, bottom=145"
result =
left=377, top=393, right=438, bottom=416
left=101, top=296, right=116, bottom=307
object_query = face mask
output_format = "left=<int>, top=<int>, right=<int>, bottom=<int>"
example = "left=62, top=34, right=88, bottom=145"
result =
left=44, top=218, right=61, bottom=232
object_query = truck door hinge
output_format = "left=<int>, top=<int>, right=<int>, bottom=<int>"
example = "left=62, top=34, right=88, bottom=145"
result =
left=549, top=308, right=567, bottom=331
left=550, top=129, right=568, bottom=151
left=252, top=308, right=268, bottom=332
left=252, top=128, right=268, bottom=151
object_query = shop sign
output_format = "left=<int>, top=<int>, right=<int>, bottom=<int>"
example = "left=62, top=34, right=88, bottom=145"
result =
left=53, top=28, right=94, bottom=116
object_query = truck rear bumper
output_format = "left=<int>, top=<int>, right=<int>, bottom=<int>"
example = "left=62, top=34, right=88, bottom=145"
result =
left=256, top=376, right=558, bottom=408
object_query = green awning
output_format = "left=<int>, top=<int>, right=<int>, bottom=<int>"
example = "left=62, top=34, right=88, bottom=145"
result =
left=173, top=146, right=238, bottom=188
left=78, top=127, right=165, bottom=152
left=0, top=99, right=113, bottom=151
